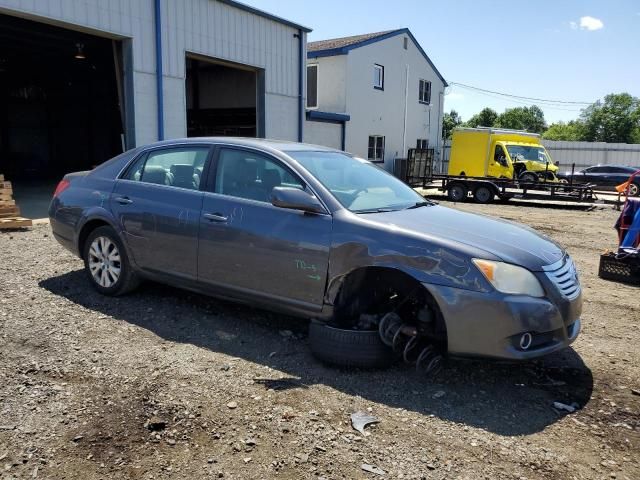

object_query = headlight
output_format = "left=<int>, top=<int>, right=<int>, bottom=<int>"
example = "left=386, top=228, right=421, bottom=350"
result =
left=472, top=259, right=545, bottom=297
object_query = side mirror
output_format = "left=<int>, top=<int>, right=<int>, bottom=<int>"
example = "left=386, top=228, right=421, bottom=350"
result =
left=554, top=161, right=560, bottom=166
left=271, top=186, right=326, bottom=214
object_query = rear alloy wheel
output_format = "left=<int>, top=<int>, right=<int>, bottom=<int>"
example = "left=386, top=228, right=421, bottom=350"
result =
left=629, top=182, right=639, bottom=197
left=83, top=226, right=139, bottom=296
left=473, top=186, right=494, bottom=204
left=447, top=184, right=468, bottom=202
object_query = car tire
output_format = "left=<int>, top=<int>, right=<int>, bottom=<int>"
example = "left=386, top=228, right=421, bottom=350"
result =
left=83, top=225, right=139, bottom=296
left=308, top=320, right=395, bottom=369
left=519, top=172, right=537, bottom=184
left=629, top=182, right=639, bottom=197
left=447, top=183, right=468, bottom=202
left=473, top=186, right=494, bottom=204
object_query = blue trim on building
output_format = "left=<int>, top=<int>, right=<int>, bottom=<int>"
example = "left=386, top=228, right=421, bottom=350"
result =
left=154, top=0, right=164, bottom=140
left=217, top=0, right=311, bottom=32
left=298, top=30, right=304, bottom=142
left=307, top=28, right=447, bottom=87
left=306, top=111, right=351, bottom=122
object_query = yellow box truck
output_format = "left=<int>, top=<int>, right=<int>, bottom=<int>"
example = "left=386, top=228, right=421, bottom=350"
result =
left=448, top=127, right=559, bottom=183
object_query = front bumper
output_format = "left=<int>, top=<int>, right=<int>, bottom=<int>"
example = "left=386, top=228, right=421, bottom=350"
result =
left=424, top=283, right=582, bottom=360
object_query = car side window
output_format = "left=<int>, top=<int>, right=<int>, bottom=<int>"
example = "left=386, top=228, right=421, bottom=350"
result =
left=123, top=147, right=210, bottom=190
left=213, top=148, right=304, bottom=202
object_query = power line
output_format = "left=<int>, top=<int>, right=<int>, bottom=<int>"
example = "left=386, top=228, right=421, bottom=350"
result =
left=449, top=82, right=593, bottom=106
left=451, top=87, right=584, bottom=112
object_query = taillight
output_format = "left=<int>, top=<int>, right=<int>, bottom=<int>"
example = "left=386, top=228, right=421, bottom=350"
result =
left=53, top=179, right=70, bottom=198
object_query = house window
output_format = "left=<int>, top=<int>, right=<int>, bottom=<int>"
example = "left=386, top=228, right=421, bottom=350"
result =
left=373, top=64, right=384, bottom=90
left=416, top=139, right=428, bottom=150
left=419, top=79, right=431, bottom=104
left=306, top=64, right=318, bottom=109
left=403, top=37, right=408, bottom=50
left=368, top=135, right=385, bottom=162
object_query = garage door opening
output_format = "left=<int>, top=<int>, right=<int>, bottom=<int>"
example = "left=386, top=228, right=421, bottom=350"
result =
left=0, top=14, right=125, bottom=184
left=186, top=56, right=262, bottom=138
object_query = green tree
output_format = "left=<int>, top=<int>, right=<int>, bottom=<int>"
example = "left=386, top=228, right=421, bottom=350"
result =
left=542, top=120, right=584, bottom=141
left=495, top=105, right=546, bottom=133
left=465, top=107, right=498, bottom=128
left=579, top=93, right=640, bottom=143
left=442, top=109, right=462, bottom=139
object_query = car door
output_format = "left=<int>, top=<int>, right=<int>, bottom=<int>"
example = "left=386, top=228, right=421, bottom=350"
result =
left=607, top=167, right=631, bottom=188
left=197, top=146, right=332, bottom=309
left=592, top=166, right=616, bottom=187
left=578, top=167, right=595, bottom=184
left=110, top=145, right=213, bottom=279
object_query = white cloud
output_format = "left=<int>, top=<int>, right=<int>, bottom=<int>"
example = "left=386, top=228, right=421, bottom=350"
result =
left=578, top=16, right=604, bottom=31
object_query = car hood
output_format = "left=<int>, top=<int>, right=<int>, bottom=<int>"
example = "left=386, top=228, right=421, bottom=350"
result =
left=364, top=205, right=564, bottom=271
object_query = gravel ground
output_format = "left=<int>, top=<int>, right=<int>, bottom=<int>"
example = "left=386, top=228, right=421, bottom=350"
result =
left=0, top=202, right=638, bottom=480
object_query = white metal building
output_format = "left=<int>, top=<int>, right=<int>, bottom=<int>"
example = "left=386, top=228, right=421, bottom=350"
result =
left=0, top=0, right=309, bottom=182
left=304, top=29, right=447, bottom=170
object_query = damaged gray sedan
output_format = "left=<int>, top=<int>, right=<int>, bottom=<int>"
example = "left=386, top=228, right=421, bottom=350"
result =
left=49, top=138, right=582, bottom=369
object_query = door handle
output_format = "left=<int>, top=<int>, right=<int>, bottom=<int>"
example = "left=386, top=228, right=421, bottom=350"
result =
left=115, top=196, right=133, bottom=205
left=203, top=213, right=228, bottom=223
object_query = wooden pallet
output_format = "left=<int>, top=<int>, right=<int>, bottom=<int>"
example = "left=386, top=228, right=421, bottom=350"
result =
left=0, top=205, right=20, bottom=218
left=0, top=217, right=32, bottom=229
left=0, top=175, right=31, bottom=230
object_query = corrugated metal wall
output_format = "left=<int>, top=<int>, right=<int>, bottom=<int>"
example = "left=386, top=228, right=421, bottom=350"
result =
left=542, top=141, right=640, bottom=169
left=0, top=0, right=303, bottom=144
left=438, top=139, right=640, bottom=173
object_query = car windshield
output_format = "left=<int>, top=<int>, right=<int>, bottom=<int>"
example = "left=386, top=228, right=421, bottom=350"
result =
left=506, top=145, right=549, bottom=164
left=285, top=151, right=426, bottom=213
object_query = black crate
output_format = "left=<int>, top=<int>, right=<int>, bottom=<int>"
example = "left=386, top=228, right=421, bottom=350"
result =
left=598, top=253, right=640, bottom=285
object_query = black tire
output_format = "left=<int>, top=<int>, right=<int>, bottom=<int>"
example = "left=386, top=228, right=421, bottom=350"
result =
left=308, top=320, right=395, bottom=369
left=83, top=225, right=139, bottom=296
left=473, top=186, right=494, bottom=204
left=447, top=183, right=468, bottom=202
left=629, top=182, right=640, bottom=197
left=519, top=172, right=537, bottom=184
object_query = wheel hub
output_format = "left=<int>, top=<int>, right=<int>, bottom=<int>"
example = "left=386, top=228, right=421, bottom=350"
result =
left=88, top=236, right=121, bottom=288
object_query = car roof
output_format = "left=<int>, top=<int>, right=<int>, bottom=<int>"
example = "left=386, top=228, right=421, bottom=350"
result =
left=592, top=164, right=637, bottom=169
left=140, top=137, right=343, bottom=154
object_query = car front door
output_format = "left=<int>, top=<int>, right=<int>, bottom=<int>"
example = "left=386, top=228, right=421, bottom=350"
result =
left=110, top=145, right=212, bottom=280
left=577, top=167, right=594, bottom=184
left=197, top=146, right=332, bottom=310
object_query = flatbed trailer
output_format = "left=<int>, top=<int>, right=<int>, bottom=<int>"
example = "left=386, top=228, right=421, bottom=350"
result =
left=427, top=174, right=597, bottom=204
left=403, top=148, right=597, bottom=204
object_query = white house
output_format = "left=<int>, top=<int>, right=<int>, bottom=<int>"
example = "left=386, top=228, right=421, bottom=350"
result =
left=304, top=29, right=447, bottom=171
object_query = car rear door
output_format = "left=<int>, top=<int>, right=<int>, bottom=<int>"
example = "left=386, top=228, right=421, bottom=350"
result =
left=197, top=146, right=332, bottom=310
left=110, top=145, right=213, bottom=280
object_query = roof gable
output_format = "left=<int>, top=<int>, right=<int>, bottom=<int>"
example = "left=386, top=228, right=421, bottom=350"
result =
left=307, top=28, right=447, bottom=86
left=218, top=0, right=311, bottom=32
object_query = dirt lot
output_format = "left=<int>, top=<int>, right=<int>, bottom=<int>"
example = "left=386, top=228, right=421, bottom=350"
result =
left=1, top=202, right=638, bottom=480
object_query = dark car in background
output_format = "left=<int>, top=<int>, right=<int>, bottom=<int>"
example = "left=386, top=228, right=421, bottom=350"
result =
left=48, top=138, right=582, bottom=366
left=559, top=165, right=639, bottom=196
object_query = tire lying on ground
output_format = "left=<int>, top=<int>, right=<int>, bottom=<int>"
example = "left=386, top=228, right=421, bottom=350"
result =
left=308, top=320, right=395, bottom=368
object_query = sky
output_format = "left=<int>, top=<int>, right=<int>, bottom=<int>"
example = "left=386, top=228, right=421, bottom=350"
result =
left=240, top=0, right=640, bottom=124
